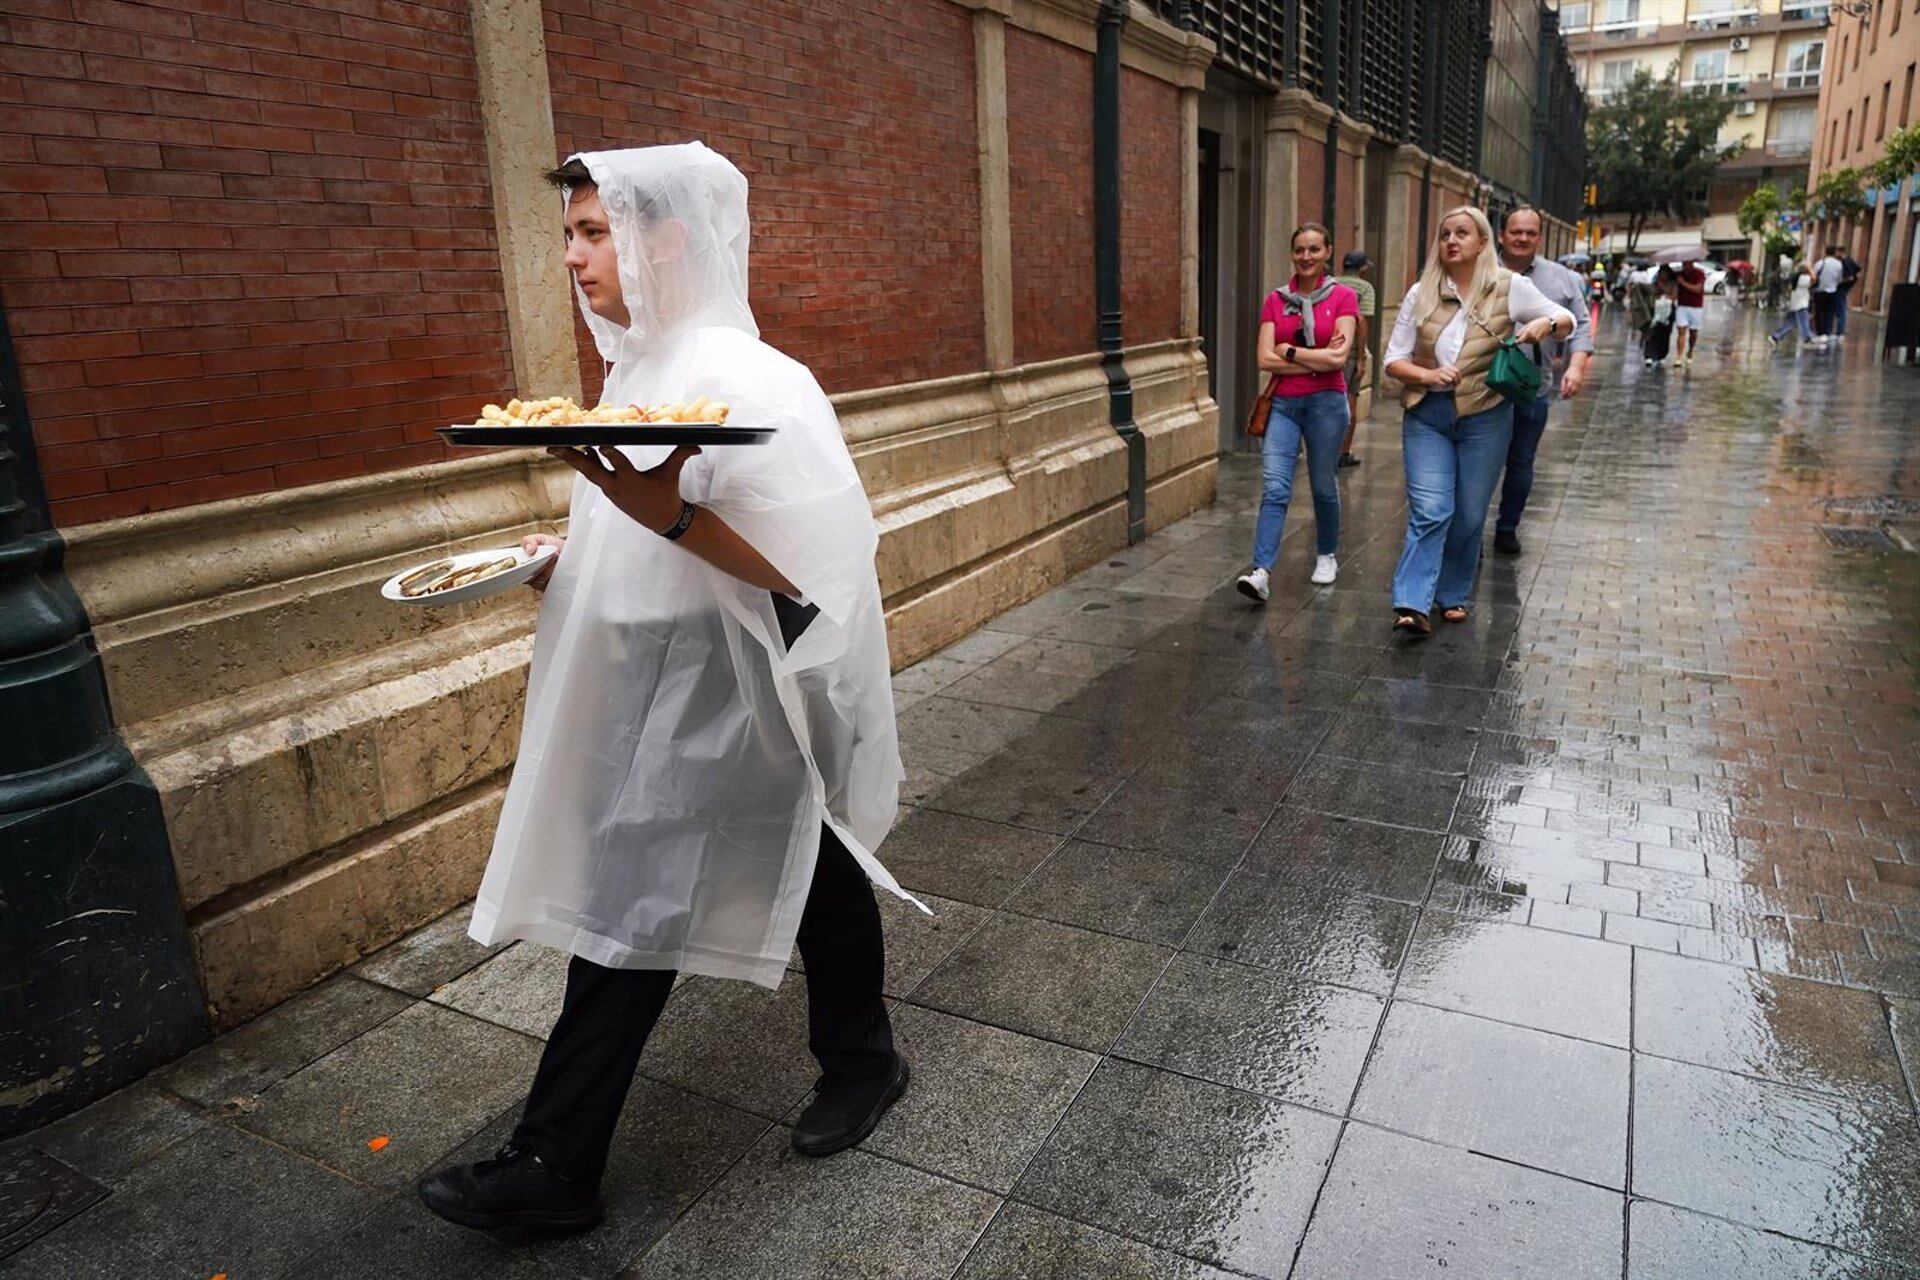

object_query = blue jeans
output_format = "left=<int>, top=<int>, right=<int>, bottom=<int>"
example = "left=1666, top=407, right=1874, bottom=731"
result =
left=1392, top=391, right=1513, bottom=614
left=1496, top=394, right=1551, bottom=536
left=1771, top=309, right=1812, bottom=342
left=1834, top=289, right=1850, bottom=336
left=1250, top=389, right=1347, bottom=565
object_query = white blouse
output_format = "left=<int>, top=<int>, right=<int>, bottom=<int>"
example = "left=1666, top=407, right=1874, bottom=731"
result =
left=1383, top=273, right=1573, bottom=368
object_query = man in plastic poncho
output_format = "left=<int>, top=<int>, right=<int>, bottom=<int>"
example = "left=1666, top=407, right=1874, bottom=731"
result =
left=418, top=143, right=918, bottom=1235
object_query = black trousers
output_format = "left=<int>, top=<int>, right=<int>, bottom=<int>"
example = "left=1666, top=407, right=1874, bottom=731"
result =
left=511, top=825, right=893, bottom=1184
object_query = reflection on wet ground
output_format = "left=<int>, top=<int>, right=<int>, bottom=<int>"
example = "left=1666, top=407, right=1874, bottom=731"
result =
left=6, top=304, right=1918, bottom=1277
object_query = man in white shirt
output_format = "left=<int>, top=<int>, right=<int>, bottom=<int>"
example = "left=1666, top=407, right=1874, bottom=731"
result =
left=1812, top=245, right=1844, bottom=346
left=1492, top=207, right=1594, bottom=557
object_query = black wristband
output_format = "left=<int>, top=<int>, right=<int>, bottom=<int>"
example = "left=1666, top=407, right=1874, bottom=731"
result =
left=659, top=501, right=697, bottom=541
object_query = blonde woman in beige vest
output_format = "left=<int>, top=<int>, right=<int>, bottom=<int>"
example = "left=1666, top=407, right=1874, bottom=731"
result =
left=1381, top=207, right=1573, bottom=636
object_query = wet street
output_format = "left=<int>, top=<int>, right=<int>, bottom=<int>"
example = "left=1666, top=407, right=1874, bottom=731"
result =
left=6, top=301, right=1919, bottom=1278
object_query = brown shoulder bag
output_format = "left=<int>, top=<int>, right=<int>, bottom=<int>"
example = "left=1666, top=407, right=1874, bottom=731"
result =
left=1244, top=374, right=1278, bottom=438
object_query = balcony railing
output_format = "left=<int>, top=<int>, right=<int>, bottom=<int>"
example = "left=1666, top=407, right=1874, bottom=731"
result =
left=1682, top=73, right=1756, bottom=94
left=1769, top=137, right=1814, bottom=157
left=1781, top=69, right=1822, bottom=90
left=1588, top=14, right=1658, bottom=37
left=1688, top=5, right=1761, bottom=29
left=1781, top=3, right=1829, bottom=21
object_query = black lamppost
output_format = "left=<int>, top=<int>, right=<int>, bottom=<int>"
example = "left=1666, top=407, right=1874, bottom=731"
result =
left=1095, top=0, right=1145, bottom=544
left=0, top=297, right=207, bottom=1141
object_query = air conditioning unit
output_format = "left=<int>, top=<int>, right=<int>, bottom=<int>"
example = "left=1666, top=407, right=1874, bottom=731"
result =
left=1736, top=100, right=1759, bottom=115
left=1729, top=35, right=1751, bottom=50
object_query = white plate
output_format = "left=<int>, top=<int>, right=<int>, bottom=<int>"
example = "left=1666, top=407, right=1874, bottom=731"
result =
left=380, top=544, right=556, bottom=607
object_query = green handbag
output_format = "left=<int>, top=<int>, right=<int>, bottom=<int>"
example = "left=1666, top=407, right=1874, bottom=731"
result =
left=1485, top=337, right=1543, bottom=405
left=1466, top=302, right=1544, bottom=405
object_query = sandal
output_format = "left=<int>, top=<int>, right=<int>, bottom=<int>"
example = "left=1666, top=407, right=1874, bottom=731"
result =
left=1440, top=605, right=1470, bottom=623
left=1392, top=609, right=1433, bottom=637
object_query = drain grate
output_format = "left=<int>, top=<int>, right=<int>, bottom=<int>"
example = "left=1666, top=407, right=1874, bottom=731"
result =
left=0, top=1149, right=108, bottom=1261
left=1823, top=495, right=1920, bottom=518
left=1819, top=524, right=1899, bottom=551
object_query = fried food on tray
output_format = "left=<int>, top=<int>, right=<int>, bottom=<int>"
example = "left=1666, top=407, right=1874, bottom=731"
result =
left=471, top=395, right=731, bottom=427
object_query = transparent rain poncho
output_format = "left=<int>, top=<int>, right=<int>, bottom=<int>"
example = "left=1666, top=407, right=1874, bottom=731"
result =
left=469, top=143, right=918, bottom=986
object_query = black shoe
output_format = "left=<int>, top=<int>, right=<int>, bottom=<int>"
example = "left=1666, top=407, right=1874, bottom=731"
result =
left=1493, top=529, right=1521, bottom=555
left=1337, top=452, right=1361, bottom=468
left=792, top=1054, right=910, bottom=1157
left=418, top=1142, right=604, bottom=1234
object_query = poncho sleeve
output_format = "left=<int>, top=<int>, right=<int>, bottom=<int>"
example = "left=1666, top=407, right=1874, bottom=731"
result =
left=676, top=334, right=879, bottom=676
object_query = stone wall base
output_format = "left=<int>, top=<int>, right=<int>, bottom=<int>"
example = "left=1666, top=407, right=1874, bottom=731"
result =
left=62, top=341, right=1216, bottom=1027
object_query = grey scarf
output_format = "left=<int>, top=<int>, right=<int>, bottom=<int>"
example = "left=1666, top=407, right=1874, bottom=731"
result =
left=1274, top=278, right=1337, bottom=347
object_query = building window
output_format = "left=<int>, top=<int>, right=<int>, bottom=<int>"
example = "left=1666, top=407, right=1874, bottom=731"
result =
left=1859, top=97, right=1870, bottom=147
left=1784, top=39, right=1824, bottom=90
left=1595, top=0, right=1644, bottom=35
left=1880, top=82, right=1892, bottom=140
left=1692, top=48, right=1730, bottom=86
left=1599, top=58, right=1639, bottom=94
left=1782, top=3, right=1830, bottom=19
left=1561, top=3, right=1591, bottom=31
left=1904, top=63, right=1915, bottom=127
left=1770, top=105, right=1816, bottom=156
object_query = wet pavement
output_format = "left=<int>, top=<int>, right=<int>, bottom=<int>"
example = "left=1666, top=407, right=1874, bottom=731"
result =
left=5, top=302, right=1920, bottom=1277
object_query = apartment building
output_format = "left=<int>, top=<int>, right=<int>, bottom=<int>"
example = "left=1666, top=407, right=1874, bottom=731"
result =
left=1806, top=0, right=1920, bottom=310
left=1561, top=0, right=1829, bottom=253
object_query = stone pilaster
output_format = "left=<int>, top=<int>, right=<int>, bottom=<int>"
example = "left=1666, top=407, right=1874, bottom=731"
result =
left=1378, top=143, right=1431, bottom=342
left=1262, top=88, right=1337, bottom=291
left=470, top=0, right=581, bottom=401
left=974, top=8, right=1015, bottom=368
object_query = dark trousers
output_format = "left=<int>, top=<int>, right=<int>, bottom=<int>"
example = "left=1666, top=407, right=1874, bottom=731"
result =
left=511, top=825, right=893, bottom=1184
left=1496, top=395, right=1552, bottom=536
left=1813, top=292, right=1835, bottom=336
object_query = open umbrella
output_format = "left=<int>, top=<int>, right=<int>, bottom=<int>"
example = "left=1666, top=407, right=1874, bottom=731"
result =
left=1651, top=244, right=1708, bottom=264
left=1728, top=259, right=1753, bottom=272
left=1557, top=252, right=1592, bottom=267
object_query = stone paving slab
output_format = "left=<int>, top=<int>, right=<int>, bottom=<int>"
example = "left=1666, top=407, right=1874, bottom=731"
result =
left=8, top=303, right=1920, bottom=1277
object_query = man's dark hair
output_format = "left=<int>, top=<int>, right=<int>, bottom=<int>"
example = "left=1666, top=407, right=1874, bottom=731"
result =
left=1500, top=204, right=1543, bottom=233
left=1342, top=249, right=1370, bottom=271
left=544, top=158, right=593, bottom=188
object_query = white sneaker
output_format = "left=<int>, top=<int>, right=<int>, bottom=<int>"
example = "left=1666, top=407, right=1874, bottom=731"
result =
left=1310, top=554, right=1338, bottom=585
left=1235, top=567, right=1270, bottom=603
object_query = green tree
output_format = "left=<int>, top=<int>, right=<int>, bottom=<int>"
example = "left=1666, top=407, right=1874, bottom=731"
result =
left=1585, top=69, right=1744, bottom=252
left=1738, top=184, right=1806, bottom=280
left=1807, top=165, right=1868, bottom=222
left=1870, top=123, right=1920, bottom=190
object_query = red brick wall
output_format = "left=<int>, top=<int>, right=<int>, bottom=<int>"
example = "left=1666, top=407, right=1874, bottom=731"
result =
left=0, top=0, right=510, bottom=527
left=544, top=0, right=982, bottom=399
left=1120, top=68, right=1178, bottom=346
left=1295, top=137, right=1325, bottom=235
left=1007, top=27, right=1093, bottom=364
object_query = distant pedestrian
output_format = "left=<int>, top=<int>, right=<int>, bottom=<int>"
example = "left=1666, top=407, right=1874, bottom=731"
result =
left=1833, top=248, right=1863, bottom=341
left=1334, top=249, right=1375, bottom=469
left=1767, top=263, right=1814, bottom=350
left=1236, top=223, right=1359, bottom=604
left=1627, top=271, right=1655, bottom=336
left=1672, top=257, right=1707, bottom=366
left=1812, top=245, right=1843, bottom=345
left=1492, top=207, right=1593, bottom=558
left=1643, top=268, right=1677, bottom=367
left=1381, top=206, right=1573, bottom=636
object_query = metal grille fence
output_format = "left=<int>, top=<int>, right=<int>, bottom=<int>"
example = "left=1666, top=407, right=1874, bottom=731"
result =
left=1149, top=0, right=1581, bottom=205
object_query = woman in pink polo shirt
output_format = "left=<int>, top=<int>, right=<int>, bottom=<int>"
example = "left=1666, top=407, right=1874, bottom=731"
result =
left=1236, top=223, right=1359, bottom=603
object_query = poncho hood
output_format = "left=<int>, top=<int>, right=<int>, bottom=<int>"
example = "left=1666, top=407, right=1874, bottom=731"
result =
left=562, top=142, right=759, bottom=364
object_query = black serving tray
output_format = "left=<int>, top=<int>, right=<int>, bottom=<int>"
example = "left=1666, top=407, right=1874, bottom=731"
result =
left=439, top=424, right=774, bottom=447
